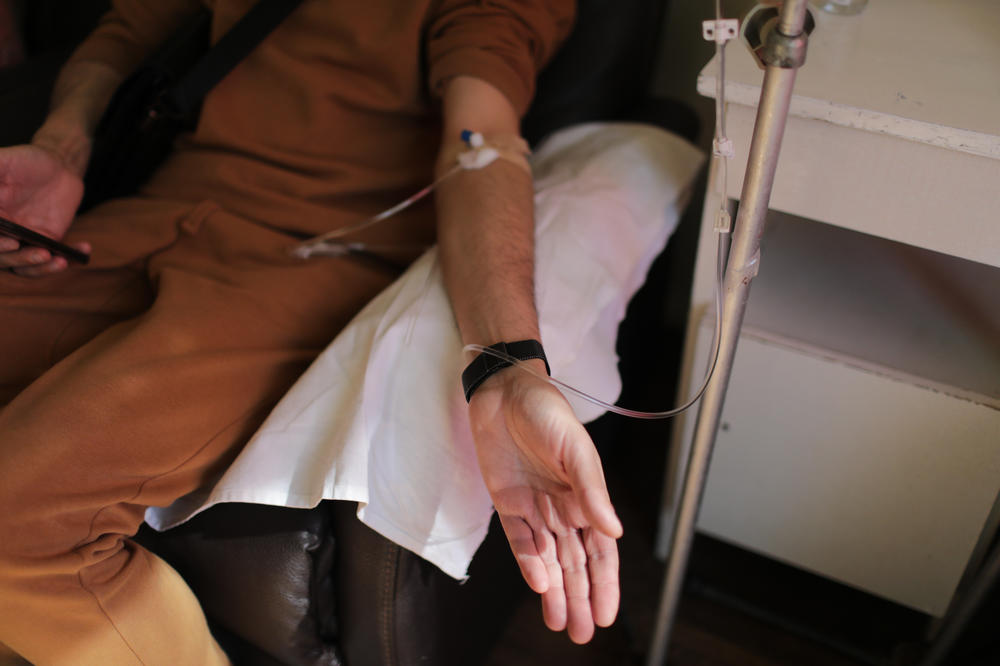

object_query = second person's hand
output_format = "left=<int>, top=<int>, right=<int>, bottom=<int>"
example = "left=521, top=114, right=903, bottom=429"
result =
left=0, top=142, right=89, bottom=276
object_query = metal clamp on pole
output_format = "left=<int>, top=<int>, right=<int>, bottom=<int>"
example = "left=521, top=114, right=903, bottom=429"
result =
left=645, top=2, right=813, bottom=664
left=742, top=3, right=815, bottom=69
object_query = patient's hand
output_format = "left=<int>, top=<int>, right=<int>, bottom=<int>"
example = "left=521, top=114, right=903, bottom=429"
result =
left=468, top=364, right=622, bottom=644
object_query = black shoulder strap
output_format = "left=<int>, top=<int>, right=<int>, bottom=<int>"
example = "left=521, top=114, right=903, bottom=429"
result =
left=167, top=0, right=306, bottom=115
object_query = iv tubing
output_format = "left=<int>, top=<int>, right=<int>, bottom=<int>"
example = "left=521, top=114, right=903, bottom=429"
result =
left=464, top=232, right=727, bottom=421
left=292, top=164, right=464, bottom=258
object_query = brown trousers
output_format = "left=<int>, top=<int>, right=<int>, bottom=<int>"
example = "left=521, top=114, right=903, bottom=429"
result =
left=0, top=198, right=392, bottom=665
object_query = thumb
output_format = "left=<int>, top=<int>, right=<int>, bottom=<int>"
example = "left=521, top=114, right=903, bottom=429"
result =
left=563, top=422, right=623, bottom=539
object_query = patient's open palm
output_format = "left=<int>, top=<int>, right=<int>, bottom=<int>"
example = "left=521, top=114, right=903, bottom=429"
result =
left=468, top=368, right=622, bottom=644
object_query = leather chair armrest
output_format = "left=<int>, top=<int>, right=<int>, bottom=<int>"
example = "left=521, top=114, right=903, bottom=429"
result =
left=332, top=503, right=522, bottom=666
left=138, top=500, right=525, bottom=666
left=136, top=503, right=341, bottom=666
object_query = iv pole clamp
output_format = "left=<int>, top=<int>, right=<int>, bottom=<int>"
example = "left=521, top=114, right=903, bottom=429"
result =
left=646, top=2, right=814, bottom=664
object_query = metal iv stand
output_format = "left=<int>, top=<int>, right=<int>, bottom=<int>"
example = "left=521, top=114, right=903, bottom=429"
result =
left=646, top=1, right=813, bottom=663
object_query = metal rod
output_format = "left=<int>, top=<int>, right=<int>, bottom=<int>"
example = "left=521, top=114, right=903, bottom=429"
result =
left=645, top=2, right=811, bottom=663
left=920, top=537, right=1000, bottom=666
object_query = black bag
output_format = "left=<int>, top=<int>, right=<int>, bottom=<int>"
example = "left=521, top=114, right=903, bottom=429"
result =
left=81, top=10, right=210, bottom=211
left=81, top=0, right=304, bottom=212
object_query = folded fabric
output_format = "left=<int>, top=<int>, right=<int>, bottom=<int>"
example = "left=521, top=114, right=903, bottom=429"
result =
left=146, top=122, right=704, bottom=579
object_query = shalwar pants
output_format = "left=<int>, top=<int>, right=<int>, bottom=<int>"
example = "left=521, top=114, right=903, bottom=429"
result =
left=0, top=197, right=393, bottom=665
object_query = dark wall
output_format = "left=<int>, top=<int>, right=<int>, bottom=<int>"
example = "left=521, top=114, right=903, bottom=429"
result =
left=21, top=0, right=109, bottom=55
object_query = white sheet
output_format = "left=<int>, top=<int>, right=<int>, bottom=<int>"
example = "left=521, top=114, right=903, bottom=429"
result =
left=146, top=123, right=704, bottom=580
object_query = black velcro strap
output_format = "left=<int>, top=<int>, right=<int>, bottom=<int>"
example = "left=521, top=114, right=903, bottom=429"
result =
left=461, top=340, right=550, bottom=403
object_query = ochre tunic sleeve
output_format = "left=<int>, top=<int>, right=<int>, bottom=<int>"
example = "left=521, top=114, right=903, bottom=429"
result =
left=426, top=0, right=576, bottom=117
left=66, top=0, right=207, bottom=77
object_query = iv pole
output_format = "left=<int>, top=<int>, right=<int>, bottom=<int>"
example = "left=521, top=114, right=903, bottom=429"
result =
left=646, top=1, right=812, bottom=663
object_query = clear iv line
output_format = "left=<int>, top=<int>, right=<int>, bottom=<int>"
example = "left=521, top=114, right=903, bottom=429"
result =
left=291, top=164, right=464, bottom=259
left=464, top=235, right=725, bottom=420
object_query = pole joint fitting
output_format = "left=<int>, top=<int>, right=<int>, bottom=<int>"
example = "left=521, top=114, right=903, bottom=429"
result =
left=740, top=4, right=815, bottom=70
left=763, top=28, right=809, bottom=68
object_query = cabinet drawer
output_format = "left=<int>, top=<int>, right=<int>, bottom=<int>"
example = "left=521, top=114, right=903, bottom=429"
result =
left=686, top=326, right=1000, bottom=616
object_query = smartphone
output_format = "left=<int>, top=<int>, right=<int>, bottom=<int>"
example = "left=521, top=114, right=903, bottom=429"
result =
left=0, top=216, right=90, bottom=265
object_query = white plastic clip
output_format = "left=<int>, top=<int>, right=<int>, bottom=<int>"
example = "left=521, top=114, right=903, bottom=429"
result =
left=712, top=137, right=735, bottom=158
left=714, top=209, right=732, bottom=233
left=702, top=18, right=739, bottom=44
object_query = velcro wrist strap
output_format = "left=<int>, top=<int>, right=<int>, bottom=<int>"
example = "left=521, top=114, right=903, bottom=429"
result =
left=461, top=339, right=550, bottom=403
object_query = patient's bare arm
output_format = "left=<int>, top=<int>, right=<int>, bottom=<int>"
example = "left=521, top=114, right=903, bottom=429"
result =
left=435, top=75, right=623, bottom=645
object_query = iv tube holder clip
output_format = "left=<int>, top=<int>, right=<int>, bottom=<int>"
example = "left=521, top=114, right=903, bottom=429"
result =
left=702, top=18, right=739, bottom=44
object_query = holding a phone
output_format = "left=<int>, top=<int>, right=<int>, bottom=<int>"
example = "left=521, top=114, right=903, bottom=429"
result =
left=0, top=216, right=90, bottom=265
left=0, top=138, right=93, bottom=276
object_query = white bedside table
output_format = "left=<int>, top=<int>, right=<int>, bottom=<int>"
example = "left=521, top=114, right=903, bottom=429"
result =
left=660, top=0, right=1000, bottom=617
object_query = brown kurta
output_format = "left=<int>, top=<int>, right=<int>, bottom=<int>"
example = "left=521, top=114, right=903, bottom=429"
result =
left=71, top=0, right=573, bottom=240
left=0, top=1, right=573, bottom=663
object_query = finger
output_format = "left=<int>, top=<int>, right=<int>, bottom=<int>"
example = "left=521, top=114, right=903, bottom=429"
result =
left=0, top=237, right=19, bottom=252
left=539, top=494, right=593, bottom=641
left=538, top=529, right=566, bottom=632
left=535, top=495, right=567, bottom=632
left=497, top=513, right=548, bottom=594
left=563, top=431, right=623, bottom=538
left=541, top=585, right=567, bottom=634
left=580, top=487, right=623, bottom=539
left=556, top=527, right=594, bottom=644
left=11, top=255, right=68, bottom=277
left=585, top=528, right=620, bottom=627
left=545, top=499, right=594, bottom=643
left=0, top=247, right=51, bottom=270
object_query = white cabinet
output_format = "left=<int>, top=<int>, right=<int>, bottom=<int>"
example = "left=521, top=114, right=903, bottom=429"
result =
left=679, top=212, right=1000, bottom=616
left=662, top=0, right=1000, bottom=617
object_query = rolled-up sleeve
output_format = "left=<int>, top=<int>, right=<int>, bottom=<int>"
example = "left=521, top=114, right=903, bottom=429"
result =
left=426, top=0, right=576, bottom=117
left=67, top=0, right=205, bottom=76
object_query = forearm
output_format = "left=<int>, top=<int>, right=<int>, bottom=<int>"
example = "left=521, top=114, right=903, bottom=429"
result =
left=32, top=0, right=203, bottom=176
left=32, top=60, right=123, bottom=177
left=435, top=76, right=540, bottom=347
left=437, top=159, right=540, bottom=346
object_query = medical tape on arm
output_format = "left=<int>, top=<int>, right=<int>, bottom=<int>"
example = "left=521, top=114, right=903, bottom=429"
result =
left=442, top=130, right=533, bottom=177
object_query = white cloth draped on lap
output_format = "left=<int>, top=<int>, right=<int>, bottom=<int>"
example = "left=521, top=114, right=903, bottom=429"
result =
left=145, top=123, right=705, bottom=580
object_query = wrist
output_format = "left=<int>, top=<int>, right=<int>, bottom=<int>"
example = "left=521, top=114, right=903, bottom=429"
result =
left=485, top=357, right=548, bottom=390
left=33, top=60, right=124, bottom=178
left=462, top=339, right=550, bottom=402
left=32, top=116, right=92, bottom=178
